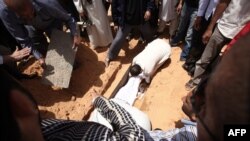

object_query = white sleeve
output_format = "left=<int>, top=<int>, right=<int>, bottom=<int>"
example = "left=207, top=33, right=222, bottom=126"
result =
left=197, top=0, right=210, bottom=17
left=0, top=55, right=3, bottom=65
left=141, top=72, right=150, bottom=84
left=73, top=0, right=84, bottom=13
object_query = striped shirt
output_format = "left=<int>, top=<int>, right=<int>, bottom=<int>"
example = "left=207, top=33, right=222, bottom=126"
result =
left=41, top=97, right=197, bottom=141
left=148, top=126, right=197, bottom=141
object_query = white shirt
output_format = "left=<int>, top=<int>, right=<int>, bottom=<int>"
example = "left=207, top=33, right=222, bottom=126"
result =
left=114, top=75, right=144, bottom=105
left=132, top=39, right=171, bottom=81
left=218, top=0, right=250, bottom=39
left=197, top=0, right=219, bottom=20
left=0, top=55, right=3, bottom=65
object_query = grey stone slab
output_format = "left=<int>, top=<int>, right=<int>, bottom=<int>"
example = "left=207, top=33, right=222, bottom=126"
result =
left=42, top=29, right=77, bottom=88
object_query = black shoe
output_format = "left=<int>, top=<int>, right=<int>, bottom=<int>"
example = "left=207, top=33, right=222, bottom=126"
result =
left=170, top=39, right=180, bottom=47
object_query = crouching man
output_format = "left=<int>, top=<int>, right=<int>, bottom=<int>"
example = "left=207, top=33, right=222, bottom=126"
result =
left=0, top=0, right=80, bottom=67
left=131, top=38, right=171, bottom=84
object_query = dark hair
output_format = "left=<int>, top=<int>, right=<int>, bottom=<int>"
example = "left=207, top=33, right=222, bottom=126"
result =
left=130, top=64, right=142, bottom=77
left=0, top=68, right=39, bottom=141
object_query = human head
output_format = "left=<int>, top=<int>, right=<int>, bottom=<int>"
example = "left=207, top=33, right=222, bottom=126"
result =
left=4, top=0, right=34, bottom=21
left=0, top=69, right=43, bottom=141
left=197, top=33, right=250, bottom=141
left=130, top=64, right=142, bottom=77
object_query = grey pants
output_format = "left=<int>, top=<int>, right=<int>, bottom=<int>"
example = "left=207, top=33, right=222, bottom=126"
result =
left=108, top=22, right=155, bottom=60
left=192, top=27, right=231, bottom=84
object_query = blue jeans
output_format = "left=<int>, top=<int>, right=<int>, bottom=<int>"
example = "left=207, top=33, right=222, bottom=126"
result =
left=171, top=3, right=197, bottom=59
left=108, top=22, right=155, bottom=60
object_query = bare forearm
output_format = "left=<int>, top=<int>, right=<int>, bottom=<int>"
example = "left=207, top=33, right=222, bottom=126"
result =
left=207, top=0, right=231, bottom=31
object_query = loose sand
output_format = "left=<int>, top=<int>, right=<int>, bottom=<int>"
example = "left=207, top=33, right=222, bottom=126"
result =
left=21, top=32, right=190, bottom=131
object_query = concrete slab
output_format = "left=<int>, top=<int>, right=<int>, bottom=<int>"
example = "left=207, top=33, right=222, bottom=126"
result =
left=42, top=30, right=77, bottom=88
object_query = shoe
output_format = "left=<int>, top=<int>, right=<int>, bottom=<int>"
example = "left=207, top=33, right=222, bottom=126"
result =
left=185, top=80, right=197, bottom=91
left=169, top=38, right=180, bottom=47
left=104, top=57, right=110, bottom=67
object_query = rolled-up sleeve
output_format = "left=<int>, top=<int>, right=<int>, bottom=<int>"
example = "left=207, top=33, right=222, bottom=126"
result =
left=0, top=9, right=43, bottom=59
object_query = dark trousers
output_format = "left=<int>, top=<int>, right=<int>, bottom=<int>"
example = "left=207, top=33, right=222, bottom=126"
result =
left=108, top=22, right=155, bottom=60
left=184, top=17, right=211, bottom=75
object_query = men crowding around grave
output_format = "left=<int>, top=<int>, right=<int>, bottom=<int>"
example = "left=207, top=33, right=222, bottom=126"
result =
left=1, top=0, right=250, bottom=140
left=1, top=31, right=250, bottom=140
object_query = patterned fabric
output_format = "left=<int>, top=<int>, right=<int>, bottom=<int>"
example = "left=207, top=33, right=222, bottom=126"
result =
left=147, top=126, right=197, bottom=141
left=41, top=97, right=145, bottom=141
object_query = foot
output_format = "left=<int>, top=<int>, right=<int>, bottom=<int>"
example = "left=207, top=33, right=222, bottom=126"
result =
left=185, top=80, right=197, bottom=91
left=170, top=38, right=181, bottom=47
left=104, top=57, right=110, bottom=67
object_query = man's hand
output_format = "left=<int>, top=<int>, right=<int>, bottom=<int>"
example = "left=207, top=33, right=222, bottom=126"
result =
left=144, top=10, right=151, bottom=21
left=202, top=29, right=213, bottom=44
left=73, top=35, right=81, bottom=49
left=10, top=47, right=31, bottom=61
left=194, top=16, right=202, bottom=31
left=176, top=4, right=183, bottom=15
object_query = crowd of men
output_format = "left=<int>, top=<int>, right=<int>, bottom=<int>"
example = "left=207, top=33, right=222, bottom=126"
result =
left=0, top=0, right=250, bottom=141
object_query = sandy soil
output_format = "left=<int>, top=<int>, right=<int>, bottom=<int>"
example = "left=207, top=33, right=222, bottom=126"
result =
left=20, top=31, right=190, bottom=130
